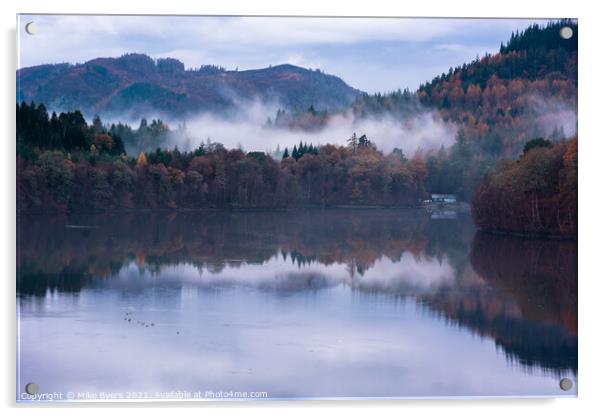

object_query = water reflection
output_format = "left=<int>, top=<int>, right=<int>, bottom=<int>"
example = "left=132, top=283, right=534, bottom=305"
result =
left=17, top=210, right=577, bottom=398
left=467, top=232, right=577, bottom=374
left=17, top=210, right=461, bottom=295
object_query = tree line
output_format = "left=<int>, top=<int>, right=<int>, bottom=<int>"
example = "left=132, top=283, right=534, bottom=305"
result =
left=18, top=101, right=464, bottom=212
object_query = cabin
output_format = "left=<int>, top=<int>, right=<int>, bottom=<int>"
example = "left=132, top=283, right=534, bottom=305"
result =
left=431, top=194, right=457, bottom=204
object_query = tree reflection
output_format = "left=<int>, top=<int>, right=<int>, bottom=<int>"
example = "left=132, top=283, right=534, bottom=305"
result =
left=17, top=210, right=576, bottom=376
left=466, top=231, right=577, bottom=374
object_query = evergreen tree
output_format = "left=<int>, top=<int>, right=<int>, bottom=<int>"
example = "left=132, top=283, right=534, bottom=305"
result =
left=92, top=115, right=104, bottom=134
left=347, top=133, right=358, bottom=152
left=358, top=134, right=371, bottom=148
left=523, top=137, right=552, bottom=155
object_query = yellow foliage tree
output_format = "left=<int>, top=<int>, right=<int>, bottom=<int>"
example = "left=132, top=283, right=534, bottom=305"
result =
left=136, top=152, right=148, bottom=167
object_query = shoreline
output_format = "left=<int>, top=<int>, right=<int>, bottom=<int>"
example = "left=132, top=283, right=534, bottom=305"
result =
left=477, top=228, right=577, bottom=241
left=16, top=205, right=432, bottom=215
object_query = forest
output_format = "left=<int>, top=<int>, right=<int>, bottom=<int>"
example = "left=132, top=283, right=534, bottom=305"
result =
left=355, top=19, right=577, bottom=156
left=16, top=100, right=578, bottom=224
left=264, top=20, right=578, bottom=206
left=17, top=102, right=443, bottom=211
left=471, top=137, right=577, bottom=237
left=274, top=20, right=576, bottom=158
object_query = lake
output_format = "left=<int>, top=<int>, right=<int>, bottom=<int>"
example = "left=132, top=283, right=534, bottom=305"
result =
left=16, top=209, right=577, bottom=400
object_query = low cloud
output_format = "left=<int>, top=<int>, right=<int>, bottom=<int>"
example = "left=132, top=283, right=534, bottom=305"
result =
left=526, top=95, right=577, bottom=138
left=164, top=102, right=456, bottom=156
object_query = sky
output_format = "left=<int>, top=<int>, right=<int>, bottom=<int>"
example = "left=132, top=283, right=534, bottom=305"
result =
left=17, top=15, right=554, bottom=94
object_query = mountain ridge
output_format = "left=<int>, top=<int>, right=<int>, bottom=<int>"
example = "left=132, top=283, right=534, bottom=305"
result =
left=17, top=53, right=363, bottom=118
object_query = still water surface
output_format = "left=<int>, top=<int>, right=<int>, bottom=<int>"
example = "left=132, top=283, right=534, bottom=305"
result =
left=17, top=209, right=577, bottom=400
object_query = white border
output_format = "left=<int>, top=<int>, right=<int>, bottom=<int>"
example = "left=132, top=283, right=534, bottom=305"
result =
left=3, top=0, right=601, bottom=415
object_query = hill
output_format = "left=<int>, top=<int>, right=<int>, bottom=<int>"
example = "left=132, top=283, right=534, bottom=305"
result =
left=353, top=19, right=577, bottom=157
left=16, top=54, right=362, bottom=119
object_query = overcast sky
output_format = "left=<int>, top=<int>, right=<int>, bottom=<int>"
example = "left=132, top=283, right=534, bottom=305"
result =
left=17, top=15, right=554, bottom=93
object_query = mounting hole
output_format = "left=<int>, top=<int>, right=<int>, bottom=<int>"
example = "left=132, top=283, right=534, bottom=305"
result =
left=25, top=22, right=38, bottom=35
left=25, top=382, right=39, bottom=395
left=560, top=26, right=573, bottom=40
left=559, top=378, right=573, bottom=391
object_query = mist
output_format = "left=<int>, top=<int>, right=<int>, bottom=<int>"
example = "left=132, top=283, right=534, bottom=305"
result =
left=526, top=95, right=578, bottom=138
left=89, top=92, right=577, bottom=159
left=159, top=101, right=457, bottom=156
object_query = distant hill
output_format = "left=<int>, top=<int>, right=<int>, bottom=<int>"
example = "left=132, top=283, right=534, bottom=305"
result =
left=16, top=53, right=362, bottom=119
left=352, top=19, right=578, bottom=156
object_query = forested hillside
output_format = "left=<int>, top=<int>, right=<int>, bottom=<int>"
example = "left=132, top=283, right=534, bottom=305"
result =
left=270, top=21, right=578, bottom=199
left=355, top=20, right=577, bottom=153
left=17, top=55, right=361, bottom=118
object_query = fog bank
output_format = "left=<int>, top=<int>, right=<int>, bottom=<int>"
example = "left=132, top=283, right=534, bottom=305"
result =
left=167, top=102, right=457, bottom=156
